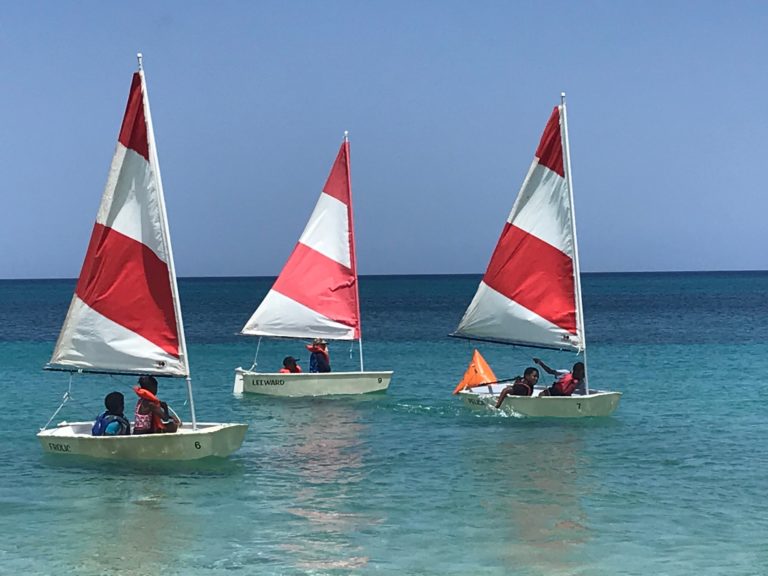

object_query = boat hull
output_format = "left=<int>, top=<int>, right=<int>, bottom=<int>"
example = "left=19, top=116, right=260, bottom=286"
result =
left=234, top=368, right=392, bottom=396
left=37, top=422, right=248, bottom=460
left=460, top=385, right=621, bottom=418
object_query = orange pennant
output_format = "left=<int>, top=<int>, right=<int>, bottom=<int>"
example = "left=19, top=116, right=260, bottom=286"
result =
left=452, top=349, right=498, bottom=394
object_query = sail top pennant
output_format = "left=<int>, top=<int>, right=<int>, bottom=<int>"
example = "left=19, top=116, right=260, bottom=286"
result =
left=453, top=104, right=584, bottom=352
left=48, top=67, right=188, bottom=377
left=241, top=138, right=361, bottom=340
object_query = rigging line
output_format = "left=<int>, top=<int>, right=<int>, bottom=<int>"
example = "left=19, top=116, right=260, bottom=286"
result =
left=41, top=372, right=75, bottom=431
left=248, top=337, right=262, bottom=371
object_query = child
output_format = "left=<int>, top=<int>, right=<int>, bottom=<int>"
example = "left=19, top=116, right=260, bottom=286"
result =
left=92, top=391, right=131, bottom=436
left=279, top=356, right=302, bottom=373
left=495, top=367, right=539, bottom=408
left=133, top=375, right=181, bottom=434
left=306, top=338, right=331, bottom=373
left=534, top=358, right=586, bottom=396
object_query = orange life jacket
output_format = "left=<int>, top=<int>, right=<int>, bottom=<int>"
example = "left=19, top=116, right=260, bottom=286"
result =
left=279, top=366, right=302, bottom=373
left=305, top=344, right=329, bottom=360
left=134, top=386, right=166, bottom=432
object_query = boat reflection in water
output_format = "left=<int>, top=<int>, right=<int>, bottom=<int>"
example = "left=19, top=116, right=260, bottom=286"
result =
left=51, top=476, right=196, bottom=574
left=263, top=399, right=381, bottom=571
left=462, top=425, right=593, bottom=574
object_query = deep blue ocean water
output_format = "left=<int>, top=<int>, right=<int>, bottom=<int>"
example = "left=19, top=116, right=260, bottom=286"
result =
left=1, top=273, right=767, bottom=575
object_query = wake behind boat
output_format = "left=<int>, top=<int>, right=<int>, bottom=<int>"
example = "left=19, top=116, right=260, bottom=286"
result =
left=234, top=134, right=392, bottom=397
left=451, top=95, right=621, bottom=418
left=38, top=55, right=247, bottom=459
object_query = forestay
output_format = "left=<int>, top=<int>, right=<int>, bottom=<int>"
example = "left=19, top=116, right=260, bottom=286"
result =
left=241, top=137, right=361, bottom=341
left=453, top=105, right=584, bottom=352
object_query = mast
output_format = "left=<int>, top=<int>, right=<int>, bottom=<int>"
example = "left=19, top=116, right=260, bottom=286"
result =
left=344, top=130, right=365, bottom=372
left=560, top=92, right=589, bottom=394
left=138, top=53, right=198, bottom=427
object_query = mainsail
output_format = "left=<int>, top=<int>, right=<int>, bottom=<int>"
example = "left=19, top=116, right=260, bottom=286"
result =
left=453, top=104, right=584, bottom=352
left=48, top=66, right=188, bottom=377
left=241, top=136, right=361, bottom=340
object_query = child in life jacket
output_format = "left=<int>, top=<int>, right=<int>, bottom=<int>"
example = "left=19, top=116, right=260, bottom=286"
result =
left=495, top=367, right=539, bottom=408
left=279, top=356, right=302, bottom=373
left=306, top=338, right=331, bottom=373
left=133, top=375, right=181, bottom=434
left=92, top=391, right=131, bottom=436
left=534, top=358, right=586, bottom=397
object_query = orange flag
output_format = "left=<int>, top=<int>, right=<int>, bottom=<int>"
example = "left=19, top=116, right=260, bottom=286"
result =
left=452, top=349, right=498, bottom=394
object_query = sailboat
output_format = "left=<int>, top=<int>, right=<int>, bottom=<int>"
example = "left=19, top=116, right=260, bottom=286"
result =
left=451, top=94, right=621, bottom=418
left=234, top=134, right=393, bottom=396
left=37, top=55, right=248, bottom=459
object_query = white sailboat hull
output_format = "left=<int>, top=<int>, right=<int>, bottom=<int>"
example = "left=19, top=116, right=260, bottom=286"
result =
left=459, top=385, right=621, bottom=418
left=37, top=422, right=248, bottom=460
left=234, top=368, right=392, bottom=397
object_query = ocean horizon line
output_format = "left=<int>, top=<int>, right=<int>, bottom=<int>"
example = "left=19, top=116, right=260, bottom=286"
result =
left=1, top=269, right=767, bottom=282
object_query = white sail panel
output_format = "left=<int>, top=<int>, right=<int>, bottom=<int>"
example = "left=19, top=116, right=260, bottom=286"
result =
left=508, top=162, right=574, bottom=259
left=96, top=145, right=167, bottom=262
left=49, top=296, right=187, bottom=375
left=241, top=289, right=357, bottom=340
left=297, top=192, right=351, bottom=268
left=455, top=282, right=581, bottom=351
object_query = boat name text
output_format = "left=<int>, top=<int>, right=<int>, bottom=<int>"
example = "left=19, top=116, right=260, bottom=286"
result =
left=251, top=379, right=285, bottom=386
left=48, top=442, right=71, bottom=452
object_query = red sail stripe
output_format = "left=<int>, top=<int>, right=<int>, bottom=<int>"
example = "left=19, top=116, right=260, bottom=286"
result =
left=75, top=223, right=180, bottom=356
left=482, top=223, right=577, bottom=334
left=117, top=73, right=149, bottom=161
left=535, top=106, right=564, bottom=178
left=322, top=141, right=351, bottom=205
left=272, top=242, right=359, bottom=335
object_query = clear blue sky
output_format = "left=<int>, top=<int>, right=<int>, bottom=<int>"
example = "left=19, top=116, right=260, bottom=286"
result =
left=1, top=1, right=766, bottom=278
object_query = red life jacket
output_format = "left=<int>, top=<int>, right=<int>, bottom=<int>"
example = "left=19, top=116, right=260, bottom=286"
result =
left=554, top=373, right=578, bottom=396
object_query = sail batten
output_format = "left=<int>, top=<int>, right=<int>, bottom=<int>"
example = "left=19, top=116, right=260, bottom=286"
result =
left=241, top=139, right=361, bottom=341
left=454, top=104, right=584, bottom=352
left=48, top=68, right=188, bottom=378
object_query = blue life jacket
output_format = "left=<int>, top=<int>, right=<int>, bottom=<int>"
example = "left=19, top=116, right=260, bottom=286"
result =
left=92, top=412, right=131, bottom=436
left=309, top=351, right=331, bottom=373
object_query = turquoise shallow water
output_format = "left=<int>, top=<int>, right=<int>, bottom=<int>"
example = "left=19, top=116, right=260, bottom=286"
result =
left=1, top=273, right=767, bottom=575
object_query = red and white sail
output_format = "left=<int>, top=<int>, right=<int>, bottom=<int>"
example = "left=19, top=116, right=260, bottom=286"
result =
left=241, top=137, right=361, bottom=340
left=49, top=67, right=188, bottom=376
left=454, top=103, right=584, bottom=351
